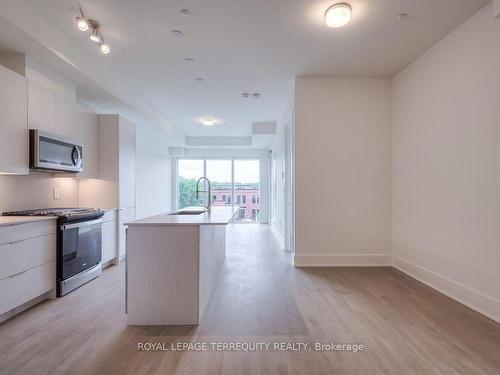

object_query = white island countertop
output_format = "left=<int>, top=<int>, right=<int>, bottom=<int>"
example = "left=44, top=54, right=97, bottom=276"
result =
left=125, top=205, right=239, bottom=226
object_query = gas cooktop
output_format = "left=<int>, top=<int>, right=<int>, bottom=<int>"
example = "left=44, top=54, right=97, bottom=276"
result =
left=2, top=207, right=105, bottom=223
left=2, top=207, right=101, bottom=217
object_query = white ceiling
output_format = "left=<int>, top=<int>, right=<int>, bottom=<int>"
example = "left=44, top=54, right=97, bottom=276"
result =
left=2, top=0, right=490, bottom=138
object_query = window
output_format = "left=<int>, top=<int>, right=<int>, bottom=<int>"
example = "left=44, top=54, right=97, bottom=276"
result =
left=206, top=160, right=232, bottom=208
left=177, top=159, right=261, bottom=223
left=178, top=160, right=204, bottom=209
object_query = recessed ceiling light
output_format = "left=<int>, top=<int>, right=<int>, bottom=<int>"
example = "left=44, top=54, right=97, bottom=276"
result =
left=172, top=30, right=185, bottom=37
left=180, top=9, right=191, bottom=15
left=201, top=118, right=216, bottom=126
left=184, top=57, right=195, bottom=63
left=325, top=3, right=352, bottom=28
left=396, top=13, right=408, bottom=22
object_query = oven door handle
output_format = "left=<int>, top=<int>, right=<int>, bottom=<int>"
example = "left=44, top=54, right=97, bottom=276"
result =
left=60, top=218, right=102, bottom=231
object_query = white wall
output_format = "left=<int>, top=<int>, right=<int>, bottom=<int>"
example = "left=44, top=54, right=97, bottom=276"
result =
left=392, top=3, right=500, bottom=322
left=270, top=107, right=292, bottom=249
left=294, top=77, right=392, bottom=266
left=135, top=122, right=172, bottom=219
left=0, top=173, right=78, bottom=212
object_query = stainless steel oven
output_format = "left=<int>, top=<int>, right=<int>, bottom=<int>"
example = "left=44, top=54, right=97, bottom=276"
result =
left=59, top=218, right=102, bottom=296
left=29, top=129, right=83, bottom=173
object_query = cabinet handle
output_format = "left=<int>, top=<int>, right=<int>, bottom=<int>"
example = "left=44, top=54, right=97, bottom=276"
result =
left=9, top=269, right=28, bottom=278
left=5, top=238, right=26, bottom=245
left=2, top=233, right=54, bottom=246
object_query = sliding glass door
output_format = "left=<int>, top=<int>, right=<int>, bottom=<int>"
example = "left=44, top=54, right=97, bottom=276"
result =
left=176, top=158, right=261, bottom=223
left=206, top=160, right=232, bottom=207
left=234, top=160, right=260, bottom=222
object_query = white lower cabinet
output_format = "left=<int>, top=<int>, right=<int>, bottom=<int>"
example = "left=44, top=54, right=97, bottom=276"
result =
left=101, top=210, right=117, bottom=265
left=0, top=220, right=56, bottom=317
left=0, top=233, right=55, bottom=279
left=0, top=262, right=55, bottom=316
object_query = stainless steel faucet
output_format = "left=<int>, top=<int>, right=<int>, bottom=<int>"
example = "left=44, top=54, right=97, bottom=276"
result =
left=195, top=177, right=212, bottom=209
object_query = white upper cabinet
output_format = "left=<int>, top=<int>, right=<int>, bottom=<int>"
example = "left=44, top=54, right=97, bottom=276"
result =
left=77, top=107, right=99, bottom=179
left=0, top=65, right=28, bottom=174
left=27, top=75, right=99, bottom=178
left=27, top=80, right=55, bottom=133
left=55, top=93, right=77, bottom=139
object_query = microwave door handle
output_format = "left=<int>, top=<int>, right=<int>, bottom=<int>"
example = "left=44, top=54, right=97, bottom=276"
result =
left=72, top=146, right=82, bottom=167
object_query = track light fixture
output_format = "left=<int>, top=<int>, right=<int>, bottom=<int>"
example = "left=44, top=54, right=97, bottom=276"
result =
left=75, top=2, right=110, bottom=54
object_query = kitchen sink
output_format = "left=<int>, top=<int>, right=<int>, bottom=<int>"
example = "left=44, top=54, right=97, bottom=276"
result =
left=169, top=207, right=207, bottom=215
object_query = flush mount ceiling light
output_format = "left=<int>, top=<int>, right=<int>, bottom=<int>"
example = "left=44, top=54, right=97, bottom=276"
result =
left=252, top=93, right=261, bottom=98
left=75, top=3, right=110, bottom=54
left=172, top=30, right=185, bottom=38
left=200, top=118, right=216, bottom=126
left=325, top=3, right=352, bottom=28
left=184, top=57, right=195, bottom=63
left=180, top=9, right=191, bottom=15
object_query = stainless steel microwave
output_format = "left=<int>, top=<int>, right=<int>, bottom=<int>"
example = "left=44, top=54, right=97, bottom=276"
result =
left=29, top=129, right=83, bottom=173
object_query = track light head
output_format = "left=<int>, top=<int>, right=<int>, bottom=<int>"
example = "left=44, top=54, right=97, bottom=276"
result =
left=90, top=29, right=101, bottom=43
left=76, top=16, right=89, bottom=31
left=99, top=42, right=110, bottom=54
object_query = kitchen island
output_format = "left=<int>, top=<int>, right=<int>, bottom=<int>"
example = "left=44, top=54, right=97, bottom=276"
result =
left=125, top=206, right=239, bottom=325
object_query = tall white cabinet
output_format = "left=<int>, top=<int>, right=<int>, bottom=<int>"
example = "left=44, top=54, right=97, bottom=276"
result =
left=98, top=115, right=136, bottom=260
left=0, top=64, right=28, bottom=174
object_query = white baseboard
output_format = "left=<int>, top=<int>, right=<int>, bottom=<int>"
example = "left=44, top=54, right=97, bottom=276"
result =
left=271, top=223, right=284, bottom=249
left=393, top=255, right=500, bottom=324
left=294, top=253, right=391, bottom=267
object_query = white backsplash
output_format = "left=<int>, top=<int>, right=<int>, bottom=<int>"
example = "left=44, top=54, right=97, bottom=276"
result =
left=0, top=172, right=79, bottom=212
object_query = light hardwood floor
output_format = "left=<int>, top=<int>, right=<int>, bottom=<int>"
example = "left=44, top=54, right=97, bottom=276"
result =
left=1, top=224, right=499, bottom=375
